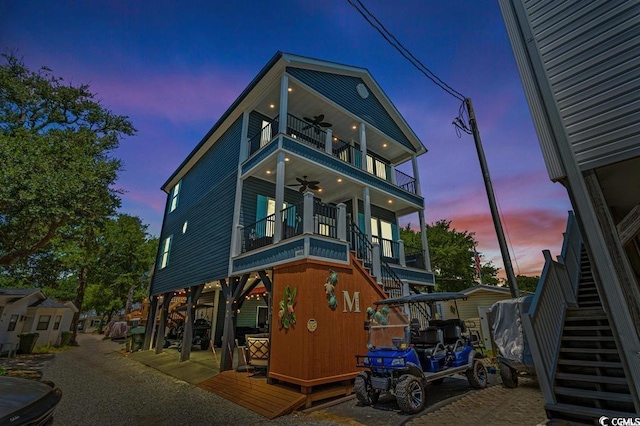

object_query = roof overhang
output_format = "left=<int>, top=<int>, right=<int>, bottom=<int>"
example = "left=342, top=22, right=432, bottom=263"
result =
left=162, top=52, right=427, bottom=192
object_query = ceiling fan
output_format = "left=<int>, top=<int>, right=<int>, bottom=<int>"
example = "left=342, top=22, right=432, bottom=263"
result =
left=302, top=114, right=332, bottom=133
left=287, top=176, right=320, bottom=193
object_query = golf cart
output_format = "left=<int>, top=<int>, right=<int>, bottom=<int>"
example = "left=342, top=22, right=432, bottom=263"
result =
left=355, top=292, right=487, bottom=414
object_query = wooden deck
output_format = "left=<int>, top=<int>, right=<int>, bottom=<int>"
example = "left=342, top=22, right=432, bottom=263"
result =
left=196, top=371, right=307, bottom=419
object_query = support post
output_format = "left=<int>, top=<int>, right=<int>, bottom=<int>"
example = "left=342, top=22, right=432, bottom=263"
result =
left=143, top=294, right=158, bottom=350
left=418, top=210, right=432, bottom=271
left=210, top=286, right=220, bottom=350
left=398, top=240, right=406, bottom=267
left=155, top=293, right=172, bottom=354
left=303, top=191, right=314, bottom=234
left=278, top=75, right=288, bottom=134
left=240, top=110, right=250, bottom=162
left=390, top=165, right=397, bottom=185
left=219, top=274, right=249, bottom=372
left=372, top=243, right=382, bottom=282
left=325, top=129, right=333, bottom=155
left=274, top=152, right=286, bottom=243
left=411, top=155, right=422, bottom=195
left=363, top=187, right=372, bottom=242
left=359, top=122, right=367, bottom=171
left=466, top=98, right=519, bottom=297
left=337, top=203, right=347, bottom=241
left=180, top=284, right=204, bottom=362
left=235, top=225, right=243, bottom=256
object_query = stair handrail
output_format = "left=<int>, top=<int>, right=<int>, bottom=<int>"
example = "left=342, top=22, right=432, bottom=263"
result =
left=521, top=211, right=583, bottom=408
left=347, top=219, right=430, bottom=322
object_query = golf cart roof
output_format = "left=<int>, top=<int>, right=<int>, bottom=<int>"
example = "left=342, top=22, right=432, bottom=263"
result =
left=374, top=292, right=468, bottom=305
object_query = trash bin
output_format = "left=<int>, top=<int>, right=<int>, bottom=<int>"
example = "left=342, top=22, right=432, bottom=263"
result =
left=130, top=327, right=146, bottom=352
left=18, top=333, right=40, bottom=354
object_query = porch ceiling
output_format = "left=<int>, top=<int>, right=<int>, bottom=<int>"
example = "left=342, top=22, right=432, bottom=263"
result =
left=253, top=80, right=413, bottom=165
left=246, top=151, right=420, bottom=216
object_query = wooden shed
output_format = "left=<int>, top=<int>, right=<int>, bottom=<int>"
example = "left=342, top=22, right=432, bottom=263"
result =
left=440, top=284, right=514, bottom=352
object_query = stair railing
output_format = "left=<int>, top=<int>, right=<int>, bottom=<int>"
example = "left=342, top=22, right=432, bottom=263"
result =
left=347, top=220, right=430, bottom=324
left=521, top=211, right=582, bottom=407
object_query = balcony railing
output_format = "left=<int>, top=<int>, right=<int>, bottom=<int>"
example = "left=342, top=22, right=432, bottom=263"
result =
left=395, top=169, right=416, bottom=194
left=314, top=200, right=337, bottom=238
left=243, top=214, right=276, bottom=252
left=404, top=243, right=425, bottom=269
left=245, top=112, right=419, bottom=195
left=281, top=202, right=303, bottom=241
left=372, top=236, right=399, bottom=264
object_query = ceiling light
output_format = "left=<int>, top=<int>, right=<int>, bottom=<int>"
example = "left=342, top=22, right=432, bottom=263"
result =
left=383, top=143, right=387, bottom=148
left=318, top=188, right=323, bottom=192
left=285, top=157, right=290, bottom=162
left=352, top=125, right=357, bottom=130
left=270, top=104, right=275, bottom=109
left=266, top=170, right=271, bottom=174
left=388, top=200, right=393, bottom=204
left=333, top=137, right=338, bottom=141
left=287, top=87, right=292, bottom=92
left=337, top=178, right=342, bottom=183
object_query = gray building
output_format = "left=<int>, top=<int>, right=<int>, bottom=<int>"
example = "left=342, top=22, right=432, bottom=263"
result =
left=499, top=0, right=640, bottom=421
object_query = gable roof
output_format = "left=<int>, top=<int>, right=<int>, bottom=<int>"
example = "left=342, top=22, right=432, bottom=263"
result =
left=0, top=288, right=40, bottom=297
left=29, top=298, right=68, bottom=309
left=460, top=284, right=513, bottom=296
left=162, top=52, right=427, bottom=192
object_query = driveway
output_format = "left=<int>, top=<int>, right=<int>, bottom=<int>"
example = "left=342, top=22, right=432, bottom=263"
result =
left=39, top=334, right=539, bottom=425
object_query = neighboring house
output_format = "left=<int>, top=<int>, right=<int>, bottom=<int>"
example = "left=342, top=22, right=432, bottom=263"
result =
left=144, top=52, right=435, bottom=394
left=0, top=288, right=78, bottom=349
left=439, top=285, right=517, bottom=352
left=499, top=0, right=640, bottom=420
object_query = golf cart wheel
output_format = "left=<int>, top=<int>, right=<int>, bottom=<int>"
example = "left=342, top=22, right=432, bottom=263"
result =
left=354, top=372, right=380, bottom=405
left=431, top=378, right=445, bottom=385
left=466, top=359, right=488, bottom=389
left=499, top=364, right=518, bottom=388
left=396, top=374, right=426, bottom=414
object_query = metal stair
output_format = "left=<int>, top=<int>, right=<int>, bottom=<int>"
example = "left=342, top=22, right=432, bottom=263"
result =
left=547, top=249, right=637, bottom=422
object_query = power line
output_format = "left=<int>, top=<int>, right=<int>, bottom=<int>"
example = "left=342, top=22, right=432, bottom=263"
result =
left=347, top=0, right=466, bottom=102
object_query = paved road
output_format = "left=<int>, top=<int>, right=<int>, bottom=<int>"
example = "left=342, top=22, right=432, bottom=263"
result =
left=41, top=334, right=497, bottom=425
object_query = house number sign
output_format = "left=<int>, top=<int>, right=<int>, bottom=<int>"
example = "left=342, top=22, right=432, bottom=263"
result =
left=307, top=319, right=318, bottom=332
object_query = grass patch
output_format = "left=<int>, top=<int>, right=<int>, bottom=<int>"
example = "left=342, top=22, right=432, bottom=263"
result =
left=31, top=345, right=75, bottom=354
left=0, top=367, right=7, bottom=376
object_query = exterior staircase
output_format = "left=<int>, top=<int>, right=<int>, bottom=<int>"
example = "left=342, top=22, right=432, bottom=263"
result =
left=548, top=249, right=636, bottom=421
left=347, top=220, right=431, bottom=326
left=525, top=213, right=638, bottom=422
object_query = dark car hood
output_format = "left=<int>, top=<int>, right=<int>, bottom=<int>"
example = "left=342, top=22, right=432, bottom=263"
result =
left=0, top=377, right=60, bottom=422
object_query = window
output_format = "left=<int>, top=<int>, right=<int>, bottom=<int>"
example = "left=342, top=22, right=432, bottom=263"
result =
left=366, top=155, right=388, bottom=180
left=371, top=218, right=394, bottom=258
left=53, top=315, right=62, bottom=330
left=7, top=314, right=18, bottom=332
left=265, top=198, right=286, bottom=237
left=37, top=315, right=51, bottom=331
left=169, top=181, right=181, bottom=212
left=160, top=236, right=172, bottom=269
left=257, top=306, right=268, bottom=329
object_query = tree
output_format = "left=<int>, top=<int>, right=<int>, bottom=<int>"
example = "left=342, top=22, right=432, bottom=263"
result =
left=0, top=52, right=135, bottom=266
left=400, top=220, right=500, bottom=292
left=516, top=275, right=540, bottom=293
left=79, top=215, right=157, bottom=333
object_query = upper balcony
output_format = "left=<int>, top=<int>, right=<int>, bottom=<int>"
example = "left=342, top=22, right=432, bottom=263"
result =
left=247, top=114, right=417, bottom=193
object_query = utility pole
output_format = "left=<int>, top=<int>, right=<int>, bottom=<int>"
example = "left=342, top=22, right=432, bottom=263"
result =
left=465, top=98, right=520, bottom=298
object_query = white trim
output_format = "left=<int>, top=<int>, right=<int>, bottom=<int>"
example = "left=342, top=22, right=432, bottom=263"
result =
left=462, top=285, right=511, bottom=296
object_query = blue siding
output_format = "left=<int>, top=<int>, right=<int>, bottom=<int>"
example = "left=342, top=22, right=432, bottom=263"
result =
left=248, top=110, right=274, bottom=141
left=309, top=238, right=348, bottom=261
left=282, top=137, right=423, bottom=206
left=390, top=266, right=435, bottom=285
left=232, top=239, right=304, bottom=272
left=286, top=67, right=415, bottom=152
left=242, top=137, right=278, bottom=173
left=152, top=118, right=243, bottom=295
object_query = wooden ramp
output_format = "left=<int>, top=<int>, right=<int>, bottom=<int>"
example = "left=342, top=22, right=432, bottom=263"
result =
left=196, top=371, right=306, bottom=419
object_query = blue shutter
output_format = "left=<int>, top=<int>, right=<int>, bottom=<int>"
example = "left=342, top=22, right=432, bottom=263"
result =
left=358, top=213, right=365, bottom=233
left=256, top=195, right=268, bottom=221
left=392, top=223, right=399, bottom=242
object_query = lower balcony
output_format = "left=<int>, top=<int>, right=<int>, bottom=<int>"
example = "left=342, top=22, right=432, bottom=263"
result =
left=231, top=194, right=434, bottom=286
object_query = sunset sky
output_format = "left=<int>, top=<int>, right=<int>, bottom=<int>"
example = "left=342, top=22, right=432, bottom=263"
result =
left=2, top=0, right=573, bottom=278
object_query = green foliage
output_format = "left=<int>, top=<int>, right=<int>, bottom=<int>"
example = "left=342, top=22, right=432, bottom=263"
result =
left=400, top=220, right=500, bottom=292
left=278, top=286, right=297, bottom=329
left=325, top=269, right=338, bottom=309
left=0, top=367, right=6, bottom=376
left=516, top=275, right=540, bottom=293
left=0, top=52, right=135, bottom=266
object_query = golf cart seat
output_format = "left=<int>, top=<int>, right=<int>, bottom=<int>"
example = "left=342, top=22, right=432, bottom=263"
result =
left=429, top=319, right=466, bottom=344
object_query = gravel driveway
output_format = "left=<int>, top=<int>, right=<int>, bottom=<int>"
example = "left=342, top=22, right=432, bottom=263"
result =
left=42, top=334, right=334, bottom=426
